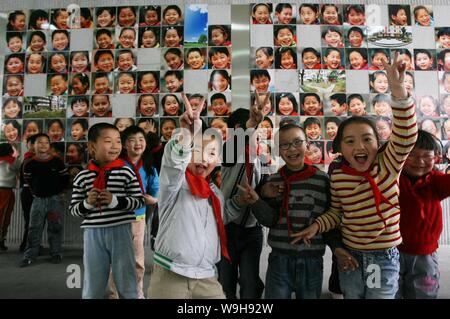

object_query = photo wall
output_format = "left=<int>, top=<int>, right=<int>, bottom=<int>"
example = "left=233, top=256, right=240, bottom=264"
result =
left=1, top=3, right=450, bottom=173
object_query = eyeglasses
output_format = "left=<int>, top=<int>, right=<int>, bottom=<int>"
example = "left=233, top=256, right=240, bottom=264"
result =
left=279, top=139, right=305, bottom=150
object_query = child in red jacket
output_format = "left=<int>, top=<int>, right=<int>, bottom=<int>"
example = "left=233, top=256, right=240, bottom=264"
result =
left=397, top=129, right=450, bottom=299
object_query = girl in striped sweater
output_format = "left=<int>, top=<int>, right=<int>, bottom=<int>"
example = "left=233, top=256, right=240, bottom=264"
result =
left=291, top=53, right=418, bottom=299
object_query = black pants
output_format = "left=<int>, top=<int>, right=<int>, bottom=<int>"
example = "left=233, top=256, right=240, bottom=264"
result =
left=20, top=187, right=33, bottom=246
left=218, top=223, right=264, bottom=299
left=328, top=254, right=342, bottom=294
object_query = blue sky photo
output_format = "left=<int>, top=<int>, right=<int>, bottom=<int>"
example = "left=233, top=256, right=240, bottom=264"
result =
left=184, top=4, right=208, bottom=43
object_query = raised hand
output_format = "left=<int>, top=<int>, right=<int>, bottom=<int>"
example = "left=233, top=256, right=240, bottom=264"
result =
left=290, top=222, right=319, bottom=245
left=236, top=179, right=259, bottom=205
left=382, top=51, right=407, bottom=99
left=180, top=93, right=204, bottom=143
left=247, top=91, right=270, bottom=128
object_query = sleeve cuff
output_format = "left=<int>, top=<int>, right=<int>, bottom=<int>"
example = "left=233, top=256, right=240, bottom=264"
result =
left=107, top=195, right=118, bottom=209
left=391, top=95, right=414, bottom=108
left=83, top=200, right=95, bottom=210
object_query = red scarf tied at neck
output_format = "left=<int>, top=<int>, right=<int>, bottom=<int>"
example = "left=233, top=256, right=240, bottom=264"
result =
left=341, top=164, right=397, bottom=229
left=87, top=159, right=125, bottom=190
left=185, top=168, right=230, bottom=262
left=0, top=155, right=15, bottom=165
left=279, top=165, right=317, bottom=236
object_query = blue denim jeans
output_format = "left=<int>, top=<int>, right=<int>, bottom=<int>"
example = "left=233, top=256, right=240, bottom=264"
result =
left=339, top=246, right=400, bottom=299
left=82, top=223, right=137, bottom=299
left=218, top=223, right=264, bottom=299
left=24, top=195, right=63, bottom=259
left=397, top=251, right=440, bottom=299
left=264, top=251, right=323, bottom=299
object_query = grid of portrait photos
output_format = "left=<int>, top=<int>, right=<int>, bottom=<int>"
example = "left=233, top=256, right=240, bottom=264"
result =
left=1, top=4, right=233, bottom=170
left=2, top=3, right=450, bottom=174
left=249, top=3, right=450, bottom=172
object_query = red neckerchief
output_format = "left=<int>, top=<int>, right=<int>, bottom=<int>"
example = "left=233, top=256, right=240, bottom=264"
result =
left=24, top=151, right=33, bottom=159
left=123, top=157, right=144, bottom=192
left=279, top=165, right=317, bottom=236
left=87, top=159, right=124, bottom=190
left=185, top=168, right=230, bottom=262
left=0, top=155, right=15, bottom=165
left=341, top=164, right=396, bottom=229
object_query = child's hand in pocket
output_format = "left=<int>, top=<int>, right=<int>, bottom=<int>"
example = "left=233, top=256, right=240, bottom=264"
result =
left=334, top=247, right=359, bottom=272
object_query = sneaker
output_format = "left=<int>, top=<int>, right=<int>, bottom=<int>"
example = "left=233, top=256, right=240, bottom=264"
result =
left=20, top=259, right=32, bottom=267
left=50, top=255, right=62, bottom=264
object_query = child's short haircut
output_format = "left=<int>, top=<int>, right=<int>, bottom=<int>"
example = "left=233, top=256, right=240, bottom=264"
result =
left=395, top=48, right=412, bottom=59
left=96, top=7, right=115, bottom=18
left=302, top=47, right=320, bottom=59
left=250, top=69, right=271, bottom=81
left=116, top=49, right=135, bottom=60
left=51, top=29, right=69, bottom=41
left=163, top=5, right=182, bottom=17
left=80, top=8, right=92, bottom=21
left=304, top=116, right=322, bottom=129
left=347, top=26, right=363, bottom=37
left=325, top=117, right=342, bottom=127
left=301, top=93, right=321, bottom=105
left=437, top=27, right=450, bottom=38
left=164, top=47, right=182, bottom=59
left=7, top=32, right=22, bottom=43
left=415, top=49, right=433, bottom=59
left=321, top=27, right=342, bottom=39
left=29, top=10, right=49, bottom=30
left=164, top=70, right=182, bottom=80
left=347, top=93, right=365, bottom=105
left=88, top=122, right=118, bottom=142
left=330, top=93, right=346, bottom=105
left=276, top=123, right=307, bottom=146
left=274, top=25, right=294, bottom=37
left=94, top=50, right=113, bottom=64
left=371, top=48, right=389, bottom=60
left=92, top=72, right=109, bottom=82
left=299, top=4, right=319, bottom=13
left=209, top=46, right=230, bottom=58
left=415, top=129, right=442, bottom=155
left=227, top=108, right=249, bottom=129
left=71, top=95, right=89, bottom=107
left=210, top=92, right=226, bottom=104
left=345, top=4, right=364, bottom=17
left=96, top=28, right=112, bottom=39
left=324, top=47, right=341, bottom=57
left=32, top=132, right=50, bottom=142
left=27, top=130, right=41, bottom=144
left=0, top=142, right=14, bottom=156
left=28, top=30, right=46, bottom=43
left=72, top=118, right=88, bottom=131
left=47, top=118, right=64, bottom=130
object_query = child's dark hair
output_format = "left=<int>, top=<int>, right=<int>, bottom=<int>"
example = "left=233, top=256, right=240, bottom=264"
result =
left=164, top=47, right=182, bottom=60
left=299, top=4, right=319, bottom=14
left=0, top=142, right=14, bottom=156
left=302, top=47, right=320, bottom=59
left=333, top=116, right=379, bottom=152
left=277, top=92, right=298, bottom=108
left=186, top=47, right=203, bottom=58
left=5, top=53, right=25, bottom=71
left=325, top=116, right=342, bottom=127
left=347, top=93, right=365, bottom=105
left=321, top=26, right=343, bottom=40
left=389, top=5, right=411, bottom=24
left=139, top=27, right=160, bottom=47
left=80, top=8, right=92, bottom=21
left=347, top=26, right=363, bottom=38
left=274, top=25, right=295, bottom=39
left=330, top=93, right=346, bottom=105
left=31, top=132, right=50, bottom=142
left=163, top=5, right=182, bottom=18
left=253, top=3, right=272, bottom=14
left=95, top=7, right=116, bottom=20
left=415, top=49, right=433, bottom=60
left=227, top=108, right=249, bottom=129
left=324, top=47, right=341, bottom=58
left=7, top=11, right=26, bottom=31
left=161, top=94, right=181, bottom=112
left=161, top=117, right=177, bottom=128
left=28, top=30, right=46, bottom=44
left=51, top=8, right=68, bottom=26
left=209, top=70, right=231, bottom=88
left=121, top=125, right=155, bottom=176
left=88, top=122, right=118, bottom=142
left=51, top=29, right=69, bottom=41
left=394, top=48, right=412, bottom=59
left=276, top=123, right=308, bottom=147
left=256, top=46, right=273, bottom=58
left=370, top=48, right=389, bottom=61
left=27, top=131, right=41, bottom=144
left=7, top=31, right=23, bottom=44
left=72, top=118, right=88, bottom=131
left=94, top=50, right=113, bottom=64
left=71, top=95, right=89, bottom=108
left=209, top=47, right=230, bottom=58
left=46, top=118, right=64, bottom=131
left=250, top=69, right=271, bottom=81
left=163, top=26, right=183, bottom=39
left=116, top=49, right=135, bottom=61
left=372, top=93, right=391, bottom=105
left=413, top=6, right=430, bottom=18
left=119, top=27, right=136, bottom=39
left=141, top=5, right=160, bottom=22
left=2, top=97, right=23, bottom=116
left=208, top=25, right=230, bottom=43
left=138, top=71, right=159, bottom=88
left=301, top=93, right=321, bottom=105
left=415, top=129, right=442, bottom=155
left=347, top=48, right=368, bottom=62
left=29, top=10, right=48, bottom=30
left=304, top=116, right=322, bottom=128
left=437, top=27, right=450, bottom=38
left=210, top=92, right=227, bottom=104
left=164, top=70, right=183, bottom=81
left=275, top=47, right=297, bottom=69
left=321, top=4, right=341, bottom=23
left=95, top=28, right=112, bottom=39
left=71, top=73, right=90, bottom=90
left=345, top=4, right=364, bottom=17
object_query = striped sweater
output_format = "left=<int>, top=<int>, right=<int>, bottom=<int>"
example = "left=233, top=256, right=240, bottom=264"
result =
left=69, top=166, right=145, bottom=228
left=315, top=96, right=418, bottom=250
left=251, top=166, right=343, bottom=257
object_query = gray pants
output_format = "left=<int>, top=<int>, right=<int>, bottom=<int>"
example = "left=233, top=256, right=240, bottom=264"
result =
left=24, top=195, right=63, bottom=259
left=397, top=251, right=440, bottom=299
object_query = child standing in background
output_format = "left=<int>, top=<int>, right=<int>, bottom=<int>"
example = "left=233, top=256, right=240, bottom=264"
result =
left=0, top=143, right=20, bottom=251
left=397, top=130, right=450, bottom=298
left=21, top=133, right=69, bottom=266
